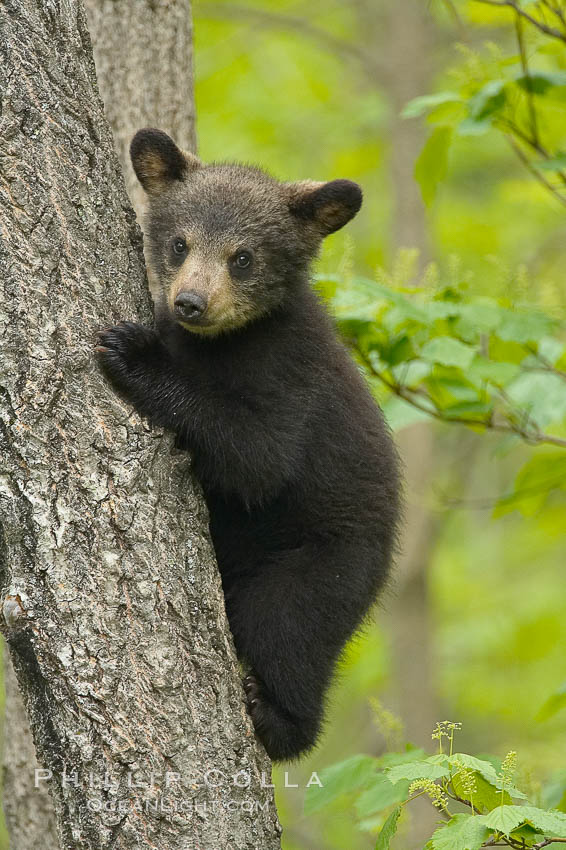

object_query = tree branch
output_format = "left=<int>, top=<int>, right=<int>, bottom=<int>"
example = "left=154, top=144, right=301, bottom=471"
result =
left=525, top=343, right=566, bottom=381
left=355, top=349, right=566, bottom=449
left=515, top=11, right=539, bottom=148
left=505, top=135, right=566, bottom=208
left=541, top=0, right=566, bottom=28
left=473, top=0, right=566, bottom=42
left=197, top=1, right=385, bottom=80
left=442, top=0, right=470, bottom=39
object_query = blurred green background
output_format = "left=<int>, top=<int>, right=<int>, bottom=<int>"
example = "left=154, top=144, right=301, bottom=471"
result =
left=191, top=1, right=566, bottom=848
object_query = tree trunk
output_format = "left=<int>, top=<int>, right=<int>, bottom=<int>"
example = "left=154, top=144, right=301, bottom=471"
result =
left=84, top=0, right=198, bottom=210
left=352, top=4, right=440, bottom=847
left=0, top=2, right=282, bottom=849
left=383, top=0, right=433, bottom=259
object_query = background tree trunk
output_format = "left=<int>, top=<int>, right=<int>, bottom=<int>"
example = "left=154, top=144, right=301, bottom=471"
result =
left=84, top=0, right=198, bottom=210
left=2, top=654, right=59, bottom=849
left=0, top=2, right=282, bottom=848
left=352, top=4, right=441, bottom=847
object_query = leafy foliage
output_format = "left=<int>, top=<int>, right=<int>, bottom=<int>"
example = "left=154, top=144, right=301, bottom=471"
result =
left=316, top=262, right=566, bottom=512
left=305, top=721, right=566, bottom=849
left=406, top=0, right=566, bottom=208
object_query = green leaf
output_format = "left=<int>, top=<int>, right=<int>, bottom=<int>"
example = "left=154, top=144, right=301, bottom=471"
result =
left=450, top=754, right=527, bottom=801
left=536, top=154, right=566, bottom=172
left=333, top=274, right=429, bottom=322
left=489, top=337, right=529, bottom=366
left=451, top=753, right=501, bottom=778
left=375, top=748, right=427, bottom=769
left=482, top=805, right=525, bottom=835
left=457, top=117, right=493, bottom=136
left=330, top=286, right=380, bottom=322
left=304, top=754, right=377, bottom=814
left=356, top=776, right=409, bottom=817
left=422, top=300, right=462, bottom=320
left=506, top=372, right=566, bottom=427
left=452, top=770, right=512, bottom=813
left=314, top=276, right=338, bottom=301
left=516, top=71, right=566, bottom=94
left=525, top=806, right=566, bottom=837
left=498, top=309, right=552, bottom=343
left=495, top=451, right=566, bottom=517
left=420, top=336, right=475, bottom=369
left=457, top=301, right=504, bottom=334
left=468, top=357, right=520, bottom=386
left=375, top=807, right=401, bottom=850
left=482, top=805, right=566, bottom=838
left=359, top=813, right=388, bottom=833
left=515, top=452, right=566, bottom=493
left=380, top=334, right=415, bottom=366
left=414, top=127, right=453, bottom=206
left=508, top=823, right=544, bottom=844
left=441, top=400, right=492, bottom=419
left=538, top=336, right=566, bottom=364
left=382, top=396, right=431, bottom=431
left=391, top=360, right=432, bottom=388
left=402, top=92, right=462, bottom=118
left=468, top=80, right=507, bottom=121
left=386, top=757, right=450, bottom=784
left=430, top=813, right=492, bottom=850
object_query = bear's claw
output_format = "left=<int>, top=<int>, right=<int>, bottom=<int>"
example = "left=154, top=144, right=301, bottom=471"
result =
left=243, top=674, right=261, bottom=709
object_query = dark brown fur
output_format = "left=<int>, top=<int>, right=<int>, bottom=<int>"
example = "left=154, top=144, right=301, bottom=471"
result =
left=97, top=129, right=400, bottom=761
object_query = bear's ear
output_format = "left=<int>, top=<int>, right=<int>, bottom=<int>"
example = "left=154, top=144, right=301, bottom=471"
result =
left=286, top=179, right=362, bottom=236
left=130, top=128, right=201, bottom=194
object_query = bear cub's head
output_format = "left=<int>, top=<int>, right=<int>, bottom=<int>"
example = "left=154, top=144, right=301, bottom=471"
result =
left=131, top=128, right=362, bottom=336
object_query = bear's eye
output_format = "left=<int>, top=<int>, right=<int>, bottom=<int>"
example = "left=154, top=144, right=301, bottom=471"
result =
left=172, top=238, right=187, bottom=256
left=233, top=251, right=252, bottom=270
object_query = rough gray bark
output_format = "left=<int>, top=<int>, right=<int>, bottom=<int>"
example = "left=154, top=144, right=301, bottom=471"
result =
left=85, top=0, right=198, bottom=209
left=0, top=2, right=282, bottom=849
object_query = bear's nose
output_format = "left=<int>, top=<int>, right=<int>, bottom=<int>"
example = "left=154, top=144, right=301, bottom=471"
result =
left=174, top=290, right=208, bottom=320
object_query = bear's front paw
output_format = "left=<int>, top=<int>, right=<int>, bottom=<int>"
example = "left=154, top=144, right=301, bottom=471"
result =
left=96, top=321, right=162, bottom=397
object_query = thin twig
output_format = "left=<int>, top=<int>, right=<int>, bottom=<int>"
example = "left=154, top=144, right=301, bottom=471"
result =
left=541, top=0, right=566, bottom=27
left=445, top=788, right=482, bottom=815
left=524, top=343, right=566, bottom=381
left=500, top=118, right=566, bottom=188
left=515, top=11, right=539, bottom=147
left=506, top=135, right=566, bottom=207
left=437, top=469, right=566, bottom=510
left=473, top=0, right=566, bottom=42
left=442, top=0, right=469, bottom=38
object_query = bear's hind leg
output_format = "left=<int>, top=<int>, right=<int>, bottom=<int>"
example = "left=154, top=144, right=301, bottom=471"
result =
left=226, top=541, right=377, bottom=761
left=243, top=672, right=320, bottom=762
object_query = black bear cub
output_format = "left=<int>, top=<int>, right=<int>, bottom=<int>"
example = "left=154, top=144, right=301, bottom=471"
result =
left=97, top=129, right=400, bottom=761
